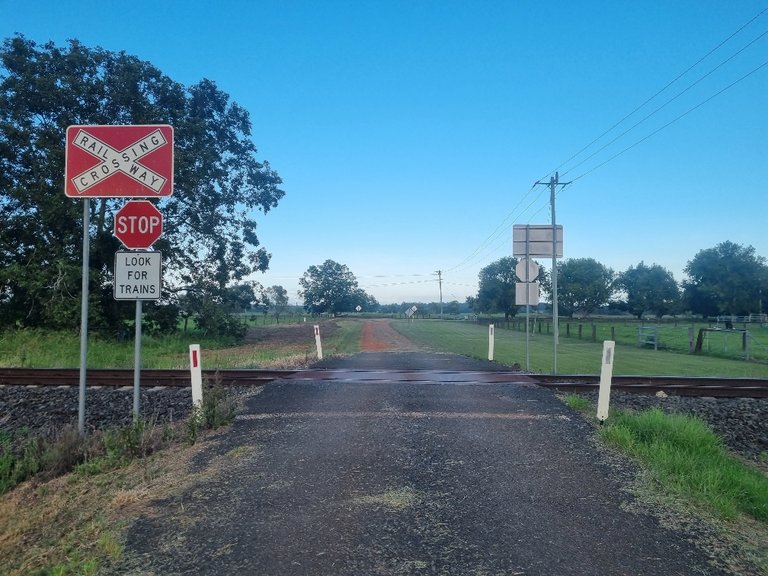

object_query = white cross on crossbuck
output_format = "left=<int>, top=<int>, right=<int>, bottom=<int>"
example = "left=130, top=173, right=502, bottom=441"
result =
left=71, top=129, right=168, bottom=194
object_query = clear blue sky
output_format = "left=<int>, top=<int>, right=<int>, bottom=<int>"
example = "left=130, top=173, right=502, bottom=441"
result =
left=2, top=1, right=767, bottom=305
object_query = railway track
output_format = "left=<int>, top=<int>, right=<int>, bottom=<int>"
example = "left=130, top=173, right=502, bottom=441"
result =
left=0, top=368, right=766, bottom=398
left=0, top=368, right=296, bottom=388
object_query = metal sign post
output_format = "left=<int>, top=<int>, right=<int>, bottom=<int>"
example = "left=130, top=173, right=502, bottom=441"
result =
left=114, top=250, right=162, bottom=419
left=77, top=200, right=90, bottom=434
left=515, top=254, right=539, bottom=371
left=66, top=124, right=174, bottom=430
left=513, top=222, right=564, bottom=374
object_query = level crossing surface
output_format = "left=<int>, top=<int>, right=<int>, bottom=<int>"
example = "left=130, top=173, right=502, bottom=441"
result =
left=111, top=353, right=723, bottom=575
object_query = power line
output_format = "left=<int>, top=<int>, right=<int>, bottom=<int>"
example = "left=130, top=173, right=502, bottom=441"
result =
left=561, top=26, right=768, bottom=178
left=539, top=6, right=768, bottom=182
left=442, top=183, right=538, bottom=273
left=570, top=57, right=768, bottom=182
left=442, top=11, right=768, bottom=280
left=443, top=185, right=550, bottom=274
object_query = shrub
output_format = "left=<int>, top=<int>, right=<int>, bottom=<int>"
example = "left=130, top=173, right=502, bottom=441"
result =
left=185, top=377, right=237, bottom=445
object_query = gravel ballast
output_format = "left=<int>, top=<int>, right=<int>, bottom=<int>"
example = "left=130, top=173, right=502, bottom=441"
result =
left=1, top=384, right=766, bottom=462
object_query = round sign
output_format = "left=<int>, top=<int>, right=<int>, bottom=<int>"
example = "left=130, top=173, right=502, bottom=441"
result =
left=515, top=257, right=539, bottom=282
left=114, top=200, right=163, bottom=249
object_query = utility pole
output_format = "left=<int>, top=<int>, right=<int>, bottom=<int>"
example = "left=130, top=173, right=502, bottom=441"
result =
left=435, top=270, right=443, bottom=319
left=534, top=171, right=570, bottom=374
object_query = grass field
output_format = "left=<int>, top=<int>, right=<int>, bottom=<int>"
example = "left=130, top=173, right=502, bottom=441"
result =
left=392, top=319, right=768, bottom=377
left=0, top=320, right=362, bottom=370
left=1, top=318, right=767, bottom=377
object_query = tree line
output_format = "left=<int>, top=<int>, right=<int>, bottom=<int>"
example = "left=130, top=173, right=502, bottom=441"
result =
left=473, top=241, right=767, bottom=319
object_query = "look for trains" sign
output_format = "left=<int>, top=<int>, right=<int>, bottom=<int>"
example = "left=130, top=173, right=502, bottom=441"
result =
left=65, top=125, right=174, bottom=197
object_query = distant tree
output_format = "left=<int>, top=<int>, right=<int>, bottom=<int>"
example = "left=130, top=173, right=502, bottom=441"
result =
left=174, top=279, right=260, bottom=337
left=0, top=35, right=284, bottom=330
left=618, top=262, right=680, bottom=319
left=444, top=300, right=460, bottom=315
left=378, top=303, right=400, bottom=315
left=682, top=241, right=767, bottom=316
left=265, top=285, right=289, bottom=323
left=546, top=258, right=615, bottom=317
left=299, top=260, right=373, bottom=316
left=476, top=256, right=521, bottom=320
left=354, top=289, right=379, bottom=312
left=223, top=282, right=261, bottom=314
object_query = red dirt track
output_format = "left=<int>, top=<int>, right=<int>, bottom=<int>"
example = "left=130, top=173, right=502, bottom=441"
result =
left=360, top=319, right=421, bottom=352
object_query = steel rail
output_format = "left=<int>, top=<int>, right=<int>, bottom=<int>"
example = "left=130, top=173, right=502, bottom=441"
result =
left=0, top=368, right=297, bottom=388
left=0, top=368, right=766, bottom=398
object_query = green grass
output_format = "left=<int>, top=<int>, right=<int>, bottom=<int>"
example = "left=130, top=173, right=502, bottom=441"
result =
left=0, top=328, right=243, bottom=369
left=322, top=319, right=363, bottom=357
left=561, top=393, right=591, bottom=412
left=393, top=319, right=768, bottom=377
left=484, top=316, right=768, bottom=362
left=600, top=408, right=768, bottom=522
left=0, top=319, right=362, bottom=370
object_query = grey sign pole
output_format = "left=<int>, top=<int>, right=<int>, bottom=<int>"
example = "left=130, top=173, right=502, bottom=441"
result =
left=133, top=299, right=142, bottom=419
left=550, top=179, right=558, bottom=375
left=78, top=199, right=90, bottom=434
left=525, top=229, right=531, bottom=371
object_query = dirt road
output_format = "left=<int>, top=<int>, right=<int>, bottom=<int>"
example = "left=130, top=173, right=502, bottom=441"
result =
left=359, top=319, right=421, bottom=352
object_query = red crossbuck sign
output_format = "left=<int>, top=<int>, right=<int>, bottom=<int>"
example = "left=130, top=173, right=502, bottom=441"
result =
left=65, top=125, right=174, bottom=198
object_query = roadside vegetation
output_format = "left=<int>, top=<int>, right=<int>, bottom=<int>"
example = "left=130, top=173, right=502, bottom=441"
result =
left=0, top=378, right=238, bottom=575
left=561, top=393, right=768, bottom=574
left=0, top=319, right=362, bottom=574
left=0, top=318, right=362, bottom=369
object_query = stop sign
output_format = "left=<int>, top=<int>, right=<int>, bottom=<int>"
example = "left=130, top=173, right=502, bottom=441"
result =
left=114, top=200, right=163, bottom=249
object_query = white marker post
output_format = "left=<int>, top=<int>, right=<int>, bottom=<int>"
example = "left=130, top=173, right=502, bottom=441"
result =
left=596, top=341, right=615, bottom=422
left=488, top=324, right=495, bottom=361
left=314, top=325, right=323, bottom=360
left=189, top=344, right=203, bottom=408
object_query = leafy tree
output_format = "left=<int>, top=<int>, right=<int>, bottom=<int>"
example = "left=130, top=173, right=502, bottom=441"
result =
left=377, top=303, right=398, bottom=314
left=143, top=302, right=181, bottom=336
left=546, top=257, right=615, bottom=317
left=353, top=289, right=379, bottom=312
left=0, top=35, right=284, bottom=330
left=223, top=282, right=261, bottom=314
left=682, top=241, right=767, bottom=316
left=476, top=256, right=521, bottom=320
left=179, top=280, right=260, bottom=337
left=617, top=262, right=680, bottom=319
left=444, top=300, right=460, bottom=315
left=465, top=296, right=477, bottom=313
left=299, top=260, right=374, bottom=316
left=265, top=284, right=289, bottom=323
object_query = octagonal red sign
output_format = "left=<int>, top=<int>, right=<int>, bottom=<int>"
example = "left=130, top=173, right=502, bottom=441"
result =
left=114, top=201, right=163, bottom=249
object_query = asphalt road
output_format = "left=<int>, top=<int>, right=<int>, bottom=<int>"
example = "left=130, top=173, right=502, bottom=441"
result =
left=113, top=352, right=723, bottom=575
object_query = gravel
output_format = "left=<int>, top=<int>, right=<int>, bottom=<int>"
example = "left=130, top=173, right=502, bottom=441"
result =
left=0, top=386, right=196, bottom=439
left=1, top=384, right=766, bottom=462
